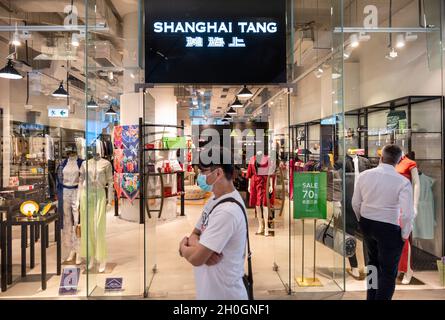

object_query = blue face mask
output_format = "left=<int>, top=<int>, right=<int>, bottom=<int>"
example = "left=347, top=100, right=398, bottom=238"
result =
left=197, top=173, right=213, bottom=192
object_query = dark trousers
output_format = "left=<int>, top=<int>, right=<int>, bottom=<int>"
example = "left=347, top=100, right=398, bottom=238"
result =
left=359, top=217, right=405, bottom=300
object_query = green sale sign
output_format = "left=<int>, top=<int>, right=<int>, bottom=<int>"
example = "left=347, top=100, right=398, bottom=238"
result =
left=293, top=172, right=327, bottom=220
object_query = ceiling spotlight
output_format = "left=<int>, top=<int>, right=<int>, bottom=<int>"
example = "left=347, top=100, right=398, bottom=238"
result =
left=396, top=34, right=406, bottom=48
left=224, top=114, right=232, bottom=120
left=0, top=59, right=23, bottom=80
left=52, top=81, right=69, bottom=98
left=231, top=97, right=244, bottom=108
left=227, top=107, right=237, bottom=115
left=358, top=32, right=371, bottom=42
left=385, top=48, right=398, bottom=60
left=343, top=50, right=351, bottom=60
left=87, top=96, right=99, bottom=108
left=108, top=71, right=114, bottom=80
left=350, top=34, right=359, bottom=48
left=314, top=69, right=323, bottom=78
left=105, top=105, right=117, bottom=115
left=332, top=72, right=341, bottom=80
left=71, top=33, right=80, bottom=47
left=405, top=32, right=418, bottom=42
left=237, top=85, right=253, bottom=99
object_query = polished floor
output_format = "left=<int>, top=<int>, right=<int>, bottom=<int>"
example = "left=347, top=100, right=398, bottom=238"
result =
left=0, top=200, right=444, bottom=300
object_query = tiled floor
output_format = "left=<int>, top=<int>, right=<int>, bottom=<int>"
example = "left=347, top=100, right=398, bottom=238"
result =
left=1, top=200, right=444, bottom=300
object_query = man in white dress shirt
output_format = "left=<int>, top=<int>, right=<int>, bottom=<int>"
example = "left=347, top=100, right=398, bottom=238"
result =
left=352, top=144, right=415, bottom=300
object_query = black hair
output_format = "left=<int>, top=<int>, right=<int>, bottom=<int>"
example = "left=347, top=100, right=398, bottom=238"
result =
left=382, top=144, right=403, bottom=165
left=198, top=146, right=234, bottom=180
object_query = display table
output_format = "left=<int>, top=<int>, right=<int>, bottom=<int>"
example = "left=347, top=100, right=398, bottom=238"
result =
left=0, top=199, right=21, bottom=292
left=3, top=208, right=61, bottom=291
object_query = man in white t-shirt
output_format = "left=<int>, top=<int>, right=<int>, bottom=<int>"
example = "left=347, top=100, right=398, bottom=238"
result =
left=179, top=149, right=248, bottom=300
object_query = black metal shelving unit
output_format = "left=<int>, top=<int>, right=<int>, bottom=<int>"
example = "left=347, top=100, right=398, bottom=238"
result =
left=291, top=95, right=445, bottom=262
left=138, top=118, right=186, bottom=224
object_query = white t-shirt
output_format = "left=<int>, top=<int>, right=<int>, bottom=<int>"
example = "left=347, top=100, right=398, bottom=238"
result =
left=194, top=190, right=248, bottom=300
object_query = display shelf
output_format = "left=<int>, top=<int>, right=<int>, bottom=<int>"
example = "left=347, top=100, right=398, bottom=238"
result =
left=139, top=118, right=186, bottom=223
left=146, top=171, right=184, bottom=176
left=144, top=148, right=186, bottom=151
left=148, top=192, right=184, bottom=200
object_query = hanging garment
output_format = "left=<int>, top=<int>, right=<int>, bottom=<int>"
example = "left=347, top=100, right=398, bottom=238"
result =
left=396, top=156, right=417, bottom=181
left=80, top=187, right=107, bottom=262
left=113, top=126, right=124, bottom=149
left=396, top=155, right=417, bottom=273
left=122, top=125, right=139, bottom=151
left=114, top=173, right=123, bottom=199
left=121, top=173, right=140, bottom=204
left=45, top=134, right=55, bottom=161
left=75, top=137, right=86, bottom=160
left=113, top=149, right=124, bottom=174
left=29, top=136, right=46, bottom=159
left=413, top=174, right=435, bottom=239
left=289, top=159, right=304, bottom=200
left=123, top=148, right=139, bottom=173
left=246, top=156, right=274, bottom=207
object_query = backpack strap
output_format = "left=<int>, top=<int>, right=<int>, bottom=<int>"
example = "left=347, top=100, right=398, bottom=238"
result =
left=207, top=197, right=253, bottom=286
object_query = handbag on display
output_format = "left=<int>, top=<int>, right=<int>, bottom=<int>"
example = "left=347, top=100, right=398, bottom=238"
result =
left=315, top=216, right=357, bottom=258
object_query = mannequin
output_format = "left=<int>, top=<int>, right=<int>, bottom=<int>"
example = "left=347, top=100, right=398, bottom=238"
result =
left=56, top=150, right=83, bottom=264
left=78, top=153, right=113, bottom=273
left=247, top=151, right=274, bottom=236
left=396, top=152, right=420, bottom=284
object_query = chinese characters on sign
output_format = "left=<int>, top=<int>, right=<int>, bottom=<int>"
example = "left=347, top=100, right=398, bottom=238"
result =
left=155, top=21, right=278, bottom=48
left=186, top=36, right=246, bottom=48
left=293, top=172, right=327, bottom=220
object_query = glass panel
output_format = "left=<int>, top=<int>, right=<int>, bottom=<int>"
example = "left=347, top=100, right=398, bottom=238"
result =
left=0, top=1, right=88, bottom=298
left=339, top=0, right=444, bottom=292
left=85, top=0, right=144, bottom=297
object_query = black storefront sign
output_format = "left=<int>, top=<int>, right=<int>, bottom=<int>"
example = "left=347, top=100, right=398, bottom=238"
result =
left=145, top=0, right=287, bottom=84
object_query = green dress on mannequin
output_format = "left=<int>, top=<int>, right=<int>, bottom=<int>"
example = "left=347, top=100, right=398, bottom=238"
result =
left=79, top=155, right=114, bottom=273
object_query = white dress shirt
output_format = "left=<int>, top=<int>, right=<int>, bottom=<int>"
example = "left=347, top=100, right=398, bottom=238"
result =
left=352, top=163, right=415, bottom=239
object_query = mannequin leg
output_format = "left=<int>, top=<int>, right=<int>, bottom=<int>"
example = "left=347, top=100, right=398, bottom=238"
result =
left=402, top=239, right=413, bottom=284
left=96, top=189, right=107, bottom=273
left=80, top=190, right=96, bottom=268
left=263, top=207, right=270, bottom=237
left=62, top=189, right=75, bottom=261
left=70, top=189, right=81, bottom=265
left=255, top=206, right=264, bottom=235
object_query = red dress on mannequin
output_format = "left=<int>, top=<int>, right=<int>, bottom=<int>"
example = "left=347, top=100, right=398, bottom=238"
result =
left=396, top=156, right=417, bottom=273
left=247, top=155, right=275, bottom=207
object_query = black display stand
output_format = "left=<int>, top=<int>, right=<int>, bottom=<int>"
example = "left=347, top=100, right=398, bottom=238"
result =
left=138, top=118, right=186, bottom=224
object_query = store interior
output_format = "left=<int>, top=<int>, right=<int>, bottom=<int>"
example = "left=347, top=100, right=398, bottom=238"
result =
left=0, top=0, right=444, bottom=299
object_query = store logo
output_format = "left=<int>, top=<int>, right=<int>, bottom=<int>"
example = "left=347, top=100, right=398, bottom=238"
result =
left=153, top=21, right=278, bottom=49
